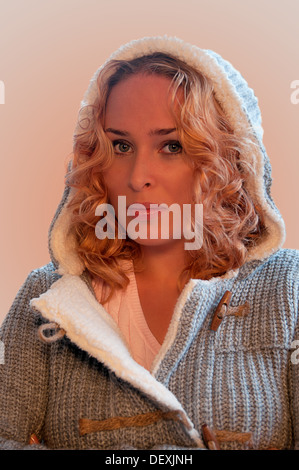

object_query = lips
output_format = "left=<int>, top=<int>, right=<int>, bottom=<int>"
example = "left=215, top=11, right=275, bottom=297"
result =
left=127, top=202, right=169, bottom=220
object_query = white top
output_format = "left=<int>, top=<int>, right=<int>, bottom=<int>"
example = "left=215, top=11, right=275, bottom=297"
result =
left=91, top=262, right=161, bottom=371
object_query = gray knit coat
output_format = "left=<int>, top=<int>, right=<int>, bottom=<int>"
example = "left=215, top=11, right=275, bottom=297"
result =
left=0, top=36, right=298, bottom=451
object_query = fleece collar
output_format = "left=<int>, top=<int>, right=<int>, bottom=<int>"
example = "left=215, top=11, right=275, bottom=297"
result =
left=30, top=273, right=205, bottom=448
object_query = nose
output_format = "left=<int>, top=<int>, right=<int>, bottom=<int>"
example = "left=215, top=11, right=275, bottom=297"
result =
left=128, top=151, right=155, bottom=192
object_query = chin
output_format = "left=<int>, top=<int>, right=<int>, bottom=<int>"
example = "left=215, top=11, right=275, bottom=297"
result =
left=132, top=238, right=175, bottom=247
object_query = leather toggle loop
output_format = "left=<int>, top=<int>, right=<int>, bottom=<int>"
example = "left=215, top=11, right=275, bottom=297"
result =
left=210, top=291, right=232, bottom=331
left=38, top=322, right=66, bottom=343
left=79, top=409, right=192, bottom=436
left=29, top=433, right=40, bottom=445
left=201, top=424, right=220, bottom=450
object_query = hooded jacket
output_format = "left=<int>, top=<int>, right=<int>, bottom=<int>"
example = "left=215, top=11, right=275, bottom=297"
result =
left=0, top=35, right=298, bottom=451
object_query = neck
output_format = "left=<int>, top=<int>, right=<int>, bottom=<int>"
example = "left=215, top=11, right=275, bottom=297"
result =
left=134, top=240, right=191, bottom=286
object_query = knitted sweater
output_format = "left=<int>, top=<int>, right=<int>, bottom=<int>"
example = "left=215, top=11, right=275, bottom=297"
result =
left=0, top=36, right=298, bottom=450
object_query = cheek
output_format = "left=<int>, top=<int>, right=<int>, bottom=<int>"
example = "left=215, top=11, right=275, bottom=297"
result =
left=103, top=166, right=128, bottom=208
left=103, top=167, right=120, bottom=192
left=172, top=169, right=194, bottom=200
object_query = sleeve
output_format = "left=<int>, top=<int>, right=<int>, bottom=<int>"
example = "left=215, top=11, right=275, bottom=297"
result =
left=0, top=270, right=51, bottom=450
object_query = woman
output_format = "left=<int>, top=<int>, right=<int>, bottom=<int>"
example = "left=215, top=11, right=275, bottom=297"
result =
left=0, top=35, right=298, bottom=450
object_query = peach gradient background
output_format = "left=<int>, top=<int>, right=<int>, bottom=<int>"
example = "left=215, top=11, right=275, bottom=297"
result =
left=0, top=0, right=298, bottom=324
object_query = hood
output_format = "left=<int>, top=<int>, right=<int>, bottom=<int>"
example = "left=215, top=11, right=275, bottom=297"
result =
left=48, top=34, right=286, bottom=278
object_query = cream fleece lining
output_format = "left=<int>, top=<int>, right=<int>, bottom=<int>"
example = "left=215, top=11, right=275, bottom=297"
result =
left=30, top=273, right=205, bottom=448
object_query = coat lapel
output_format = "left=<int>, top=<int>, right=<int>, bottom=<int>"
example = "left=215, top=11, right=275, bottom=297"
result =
left=30, top=273, right=204, bottom=447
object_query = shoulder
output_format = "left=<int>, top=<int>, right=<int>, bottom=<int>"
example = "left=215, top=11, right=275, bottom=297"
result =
left=256, top=248, right=299, bottom=324
left=247, top=248, right=299, bottom=281
left=266, top=248, right=299, bottom=282
left=236, top=248, right=299, bottom=317
left=22, top=262, right=62, bottom=294
left=268, top=247, right=299, bottom=265
left=1, top=263, right=61, bottom=331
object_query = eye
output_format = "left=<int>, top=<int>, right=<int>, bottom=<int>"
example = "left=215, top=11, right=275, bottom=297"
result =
left=161, top=141, right=183, bottom=154
left=112, top=140, right=133, bottom=154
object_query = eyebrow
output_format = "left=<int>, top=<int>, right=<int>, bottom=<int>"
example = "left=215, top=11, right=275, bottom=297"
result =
left=104, top=127, right=177, bottom=137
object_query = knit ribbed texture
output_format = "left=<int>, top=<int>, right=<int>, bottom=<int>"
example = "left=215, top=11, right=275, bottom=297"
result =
left=0, top=249, right=298, bottom=450
left=154, top=248, right=299, bottom=450
left=0, top=264, right=59, bottom=449
left=0, top=36, right=298, bottom=450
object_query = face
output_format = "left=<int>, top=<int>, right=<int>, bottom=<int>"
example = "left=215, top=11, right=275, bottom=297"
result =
left=102, top=73, right=195, bottom=247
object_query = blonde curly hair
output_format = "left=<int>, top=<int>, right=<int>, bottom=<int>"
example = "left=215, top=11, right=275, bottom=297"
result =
left=65, top=52, right=266, bottom=294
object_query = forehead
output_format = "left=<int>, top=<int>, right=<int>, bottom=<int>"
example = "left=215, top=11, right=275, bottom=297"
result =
left=105, top=73, right=183, bottom=127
